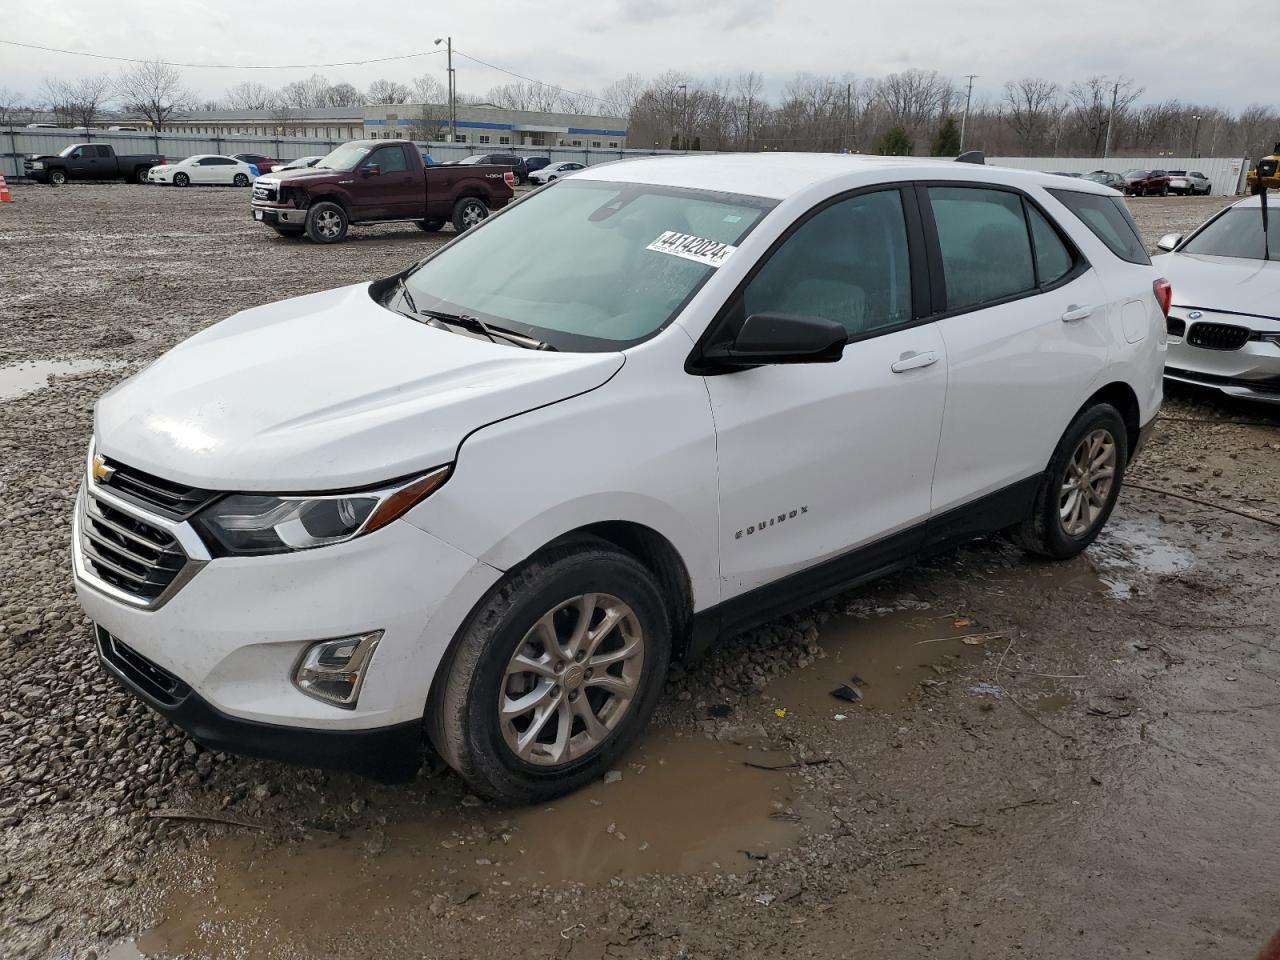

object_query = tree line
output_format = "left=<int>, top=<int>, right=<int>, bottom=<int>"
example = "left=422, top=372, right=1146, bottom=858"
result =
left=2, top=63, right=1278, bottom=160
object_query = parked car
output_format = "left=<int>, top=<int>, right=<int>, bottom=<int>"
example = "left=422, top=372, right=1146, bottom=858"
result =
left=1154, top=195, right=1280, bottom=403
left=22, top=143, right=167, bottom=185
left=147, top=155, right=259, bottom=187
left=275, top=155, right=325, bottom=172
left=250, top=139, right=515, bottom=242
left=1121, top=169, right=1171, bottom=196
left=1045, top=171, right=1081, bottom=178
left=455, top=153, right=529, bottom=184
left=528, top=161, right=586, bottom=185
left=1082, top=171, right=1126, bottom=191
left=74, top=154, right=1166, bottom=800
left=232, top=153, right=278, bottom=174
left=523, top=156, right=553, bottom=174
left=1166, top=170, right=1211, bottom=196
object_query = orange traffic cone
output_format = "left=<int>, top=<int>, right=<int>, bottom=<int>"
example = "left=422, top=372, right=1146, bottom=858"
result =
left=0, top=173, right=11, bottom=203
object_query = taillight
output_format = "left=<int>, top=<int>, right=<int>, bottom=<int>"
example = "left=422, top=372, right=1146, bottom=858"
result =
left=1153, top=278, right=1172, bottom=317
left=503, top=171, right=516, bottom=187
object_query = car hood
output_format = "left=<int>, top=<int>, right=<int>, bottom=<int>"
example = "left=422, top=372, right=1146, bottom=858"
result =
left=95, top=283, right=625, bottom=491
left=1155, top=253, right=1280, bottom=321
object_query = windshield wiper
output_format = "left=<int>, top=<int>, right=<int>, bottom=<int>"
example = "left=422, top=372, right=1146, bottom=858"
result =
left=420, top=308, right=556, bottom=351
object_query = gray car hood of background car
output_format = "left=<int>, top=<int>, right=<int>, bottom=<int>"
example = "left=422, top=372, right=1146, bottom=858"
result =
left=1155, top=253, right=1280, bottom=321
left=93, top=283, right=624, bottom=491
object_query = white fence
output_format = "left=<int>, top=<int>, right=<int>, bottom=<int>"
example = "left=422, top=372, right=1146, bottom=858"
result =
left=989, top=155, right=1248, bottom=197
left=0, top=127, right=702, bottom=180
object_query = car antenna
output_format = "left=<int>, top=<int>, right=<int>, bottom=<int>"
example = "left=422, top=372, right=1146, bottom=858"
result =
left=955, top=150, right=985, bottom=165
left=1258, top=145, right=1277, bottom=261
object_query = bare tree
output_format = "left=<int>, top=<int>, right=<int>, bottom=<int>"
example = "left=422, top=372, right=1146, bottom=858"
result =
left=42, top=74, right=114, bottom=128
left=411, top=73, right=448, bottom=105
left=224, top=81, right=276, bottom=111
left=325, top=82, right=364, bottom=108
left=1067, top=75, right=1141, bottom=156
left=1002, top=78, right=1061, bottom=153
left=280, top=74, right=333, bottom=110
left=367, top=79, right=412, bottom=104
left=732, top=71, right=765, bottom=150
left=876, top=69, right=950, bottom=142
left=116, top=60, right=191, bottom=130
left=269, top=96, right=298, bottom=135
left=0, top=87, right=25, bottom=127
left=600, top=73, right=646, bottom=119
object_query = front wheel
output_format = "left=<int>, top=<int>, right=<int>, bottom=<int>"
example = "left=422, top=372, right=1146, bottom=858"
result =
left=451, top=196, right=489, bottom=232
left=49, top=169, right=67, bottom=186
left=233, top=173, right=250, bottom=187
left=305, top=201, right=348, bottom=243
left=173, top=172, right=190, bottom=187
left=1014, top=403, right=1128, bottom=560
left=430, top=542, right=671, bottom=803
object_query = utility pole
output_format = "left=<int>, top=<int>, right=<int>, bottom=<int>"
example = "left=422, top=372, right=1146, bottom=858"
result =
left=435, top=37, right=456, bottom=143
left=959, top=74, right=978, bottom=152
left=679, top=83, right=688, bottom=150
left=1103, top=80, right=1119, bottom=159
left=1190, top=114, right=1203, bottom=158
left=844, top=81, right=852, bottom=152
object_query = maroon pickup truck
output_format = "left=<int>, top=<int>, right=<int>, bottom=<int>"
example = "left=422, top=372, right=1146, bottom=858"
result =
left=251, top=140, right=515, bottom=243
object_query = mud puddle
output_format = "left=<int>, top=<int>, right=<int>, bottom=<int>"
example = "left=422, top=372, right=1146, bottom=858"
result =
left=0, top=358, right=120, bottom=400
left=107, top=729, right=813, bottom=959
left=1089, top=515, right=1195, bottom=598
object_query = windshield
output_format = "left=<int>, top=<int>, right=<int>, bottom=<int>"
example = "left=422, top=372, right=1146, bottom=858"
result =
left=58, top=145, right=82, bottom=157
left=315, top=143, right=371, bottom=170
left=1122, top=169, right=1148, bottom=178
left=457, top=155, right=485, bottom=164
left=1181, top=209, right=1273, bottom=260
left=401, top=179, right=774, bottom=351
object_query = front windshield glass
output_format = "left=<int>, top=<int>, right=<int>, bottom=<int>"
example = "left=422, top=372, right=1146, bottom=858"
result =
left=316, top=143, right=370, bottom=170
left=1181, top=209, right=1273, bottom=260
left=402, top=179, right=774, bottom=351
left=58, top=145, right=80, bottom=157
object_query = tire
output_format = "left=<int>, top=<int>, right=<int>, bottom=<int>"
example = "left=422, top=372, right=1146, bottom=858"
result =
left=451, top=196, right=489, bottom=232
left=1160, top=186, right=1169, bottom=197
left=133, top=167, right=149, bottom=185
left=49, top=169, right=67, bottom=186
left=305, top=201, right=348, bottom=243
left=173, top=172, right=190, bottom=188
left=416, top=219, right=445, bottom=232
left=233, top=173, right=249, bottom=187
left=430, top=542, right=672, bottom=803
left=1013, top=403, right=1129, bottom=560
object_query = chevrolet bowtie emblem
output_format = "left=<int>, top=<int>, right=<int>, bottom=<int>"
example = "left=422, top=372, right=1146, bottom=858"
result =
left=92, top=454, right=116, bottom=484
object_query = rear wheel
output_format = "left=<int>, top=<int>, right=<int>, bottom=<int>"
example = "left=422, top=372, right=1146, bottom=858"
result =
left=305, top=201, right=348, bottom=243
left=173, top=172, right=190, bottom=187
left=431, top=542, right=671, bottom=803
left=133, top=167, right=150, bottom=184
left=1014, top=403, right=1128, bottom=560
left=451, top=196, right=489, bottom=232
left=233, top=173, right=250, bottom=187
left=416, top=219, right=445, bottom=232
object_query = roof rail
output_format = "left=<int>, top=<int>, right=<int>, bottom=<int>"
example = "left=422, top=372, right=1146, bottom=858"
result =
left=955, top=151, right=985, bottom=165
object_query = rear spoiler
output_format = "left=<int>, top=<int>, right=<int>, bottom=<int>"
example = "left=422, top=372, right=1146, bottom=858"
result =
left=955, top=151, right=985, bottom=165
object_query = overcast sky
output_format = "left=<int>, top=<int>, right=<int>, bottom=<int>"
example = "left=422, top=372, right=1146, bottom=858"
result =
left=1, top=0, right=1269, bottom=112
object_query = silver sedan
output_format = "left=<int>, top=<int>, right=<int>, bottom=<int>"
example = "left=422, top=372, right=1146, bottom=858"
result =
left=1154, top=194, right=1280, bottom=403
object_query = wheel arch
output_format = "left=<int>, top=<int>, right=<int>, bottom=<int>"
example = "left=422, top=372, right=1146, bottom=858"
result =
left=1080, top=380, right=1140, bottom=452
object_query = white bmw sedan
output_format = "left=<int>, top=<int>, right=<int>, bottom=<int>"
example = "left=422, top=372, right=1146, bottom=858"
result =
left=75, top=153, right=1166, bottom=802
left=1155, top=195, right=1280, bottom=404
left=147, top=155, right=259, bottom=187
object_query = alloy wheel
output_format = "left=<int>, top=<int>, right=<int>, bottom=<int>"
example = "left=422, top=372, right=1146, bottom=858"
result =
left=462, top=202, right=486, bottom=227
left=1059, top=428, right=1117, bottom=537
left=316, top=210, right=343, bottom=239
left=499, top=593, right=644, bottom=767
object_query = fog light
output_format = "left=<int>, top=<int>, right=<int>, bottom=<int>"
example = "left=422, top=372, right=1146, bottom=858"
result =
left=293, top=631, right=383, bottom=708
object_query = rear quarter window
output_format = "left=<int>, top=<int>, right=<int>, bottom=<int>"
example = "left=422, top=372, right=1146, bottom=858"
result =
left=1047, top=189, right=1151, bottom=265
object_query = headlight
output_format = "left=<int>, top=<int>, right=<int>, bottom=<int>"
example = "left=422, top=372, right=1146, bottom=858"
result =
left=31, top=161, right=44, bottom=169
left=193, top=466, right=450, bottom=556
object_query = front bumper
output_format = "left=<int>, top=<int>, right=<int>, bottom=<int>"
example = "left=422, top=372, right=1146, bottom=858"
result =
left=251, top=203, right=307, bottom=227
left=96, top=625, right=424, bottom=781
left=1165, top=309, right=1280, bottom=403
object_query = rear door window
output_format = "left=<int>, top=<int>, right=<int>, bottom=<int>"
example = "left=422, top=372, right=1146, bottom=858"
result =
left=1047, top=189, right=1150, bottom=265
left=1027, top=205, right=1074, bottom=286
left=927, top=187, right=1036, bottom=311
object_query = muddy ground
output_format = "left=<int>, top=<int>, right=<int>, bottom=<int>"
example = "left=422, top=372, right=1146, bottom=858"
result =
left=2, top=187, right=1278, bottom=959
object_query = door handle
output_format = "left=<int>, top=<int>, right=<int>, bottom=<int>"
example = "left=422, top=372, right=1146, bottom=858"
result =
left=1061, top=304, right=1094, bottom=323
left=890, top=350, right=939, bottom=373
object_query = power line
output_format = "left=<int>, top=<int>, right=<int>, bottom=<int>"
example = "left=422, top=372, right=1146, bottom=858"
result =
left=452, top=49, right=620, bottom=113
left=0, top=38, right=444, bottom=70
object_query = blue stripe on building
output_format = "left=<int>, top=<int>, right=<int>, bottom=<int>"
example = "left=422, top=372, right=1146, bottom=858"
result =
left=567, top=127, right=627, bottom=137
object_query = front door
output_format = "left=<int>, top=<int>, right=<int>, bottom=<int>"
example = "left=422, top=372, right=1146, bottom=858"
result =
left=704, top=187, right=948, bottom=604
left=65, top=146, right=98, bottom=179
left=922, top=185, right=1110, bottom=516
left=352, top=144, right=416, bottom=220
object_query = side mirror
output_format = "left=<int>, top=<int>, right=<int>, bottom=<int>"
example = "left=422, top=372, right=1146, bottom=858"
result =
left=362, top=164, right=381, bottom=178
left=1156, top=233, right=1182, bottom=252
left=700, top=313, right=847, bottom=369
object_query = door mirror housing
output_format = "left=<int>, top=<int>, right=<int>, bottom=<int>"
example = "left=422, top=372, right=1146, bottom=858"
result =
left=1156, top=233, right=1182, bottom=252
left=362, top=164, right=381, bottom=178
left=698, top=313, right=847, bottom=370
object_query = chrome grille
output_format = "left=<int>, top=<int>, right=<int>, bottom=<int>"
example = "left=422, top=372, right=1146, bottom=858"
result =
left=252, top=182, right=277, bottom=202
left=1187, top=321, right=1250, bottom=351
left=80, top=487, right=190, bottom=603
left=98, top=457, right=215, bottom=519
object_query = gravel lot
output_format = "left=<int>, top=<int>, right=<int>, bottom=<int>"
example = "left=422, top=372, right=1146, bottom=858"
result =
left=2, top=186, right=1279, bottom=959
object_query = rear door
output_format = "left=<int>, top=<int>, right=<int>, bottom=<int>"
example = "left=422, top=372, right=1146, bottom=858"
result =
left=922, top=184, right=1109, bottom=521
left=704, top=186, right=948, bottom=602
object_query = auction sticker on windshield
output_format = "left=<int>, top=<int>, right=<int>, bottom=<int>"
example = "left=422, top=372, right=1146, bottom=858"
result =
left=646, top=231, right=738, bottom=267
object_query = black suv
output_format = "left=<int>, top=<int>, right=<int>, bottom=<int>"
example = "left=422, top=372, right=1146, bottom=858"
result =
left=456, top=153, right=529, bottom=185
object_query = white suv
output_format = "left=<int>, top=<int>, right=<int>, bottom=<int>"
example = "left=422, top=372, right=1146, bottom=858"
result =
left=73, top=154, right=1167, bottom=802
